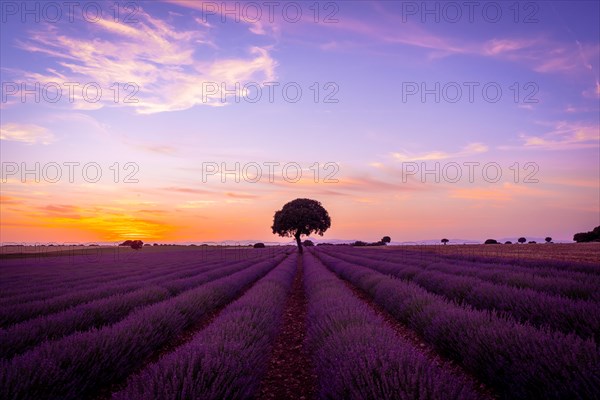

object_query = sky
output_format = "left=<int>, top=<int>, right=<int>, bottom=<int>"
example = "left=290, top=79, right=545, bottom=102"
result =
left=1, top=0, right=599, bottom=244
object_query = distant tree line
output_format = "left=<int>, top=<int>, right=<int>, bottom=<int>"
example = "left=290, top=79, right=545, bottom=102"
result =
left=352, top=236, right=391, bottom=247
left=119, top=240, right=144, bottom=250
left=482, top=236, right=552, bottom=245
left=573, top=226, right=600, bottom=243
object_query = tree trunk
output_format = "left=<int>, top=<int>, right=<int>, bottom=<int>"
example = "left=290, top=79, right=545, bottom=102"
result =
left=295, top=233, right=303, bottom=254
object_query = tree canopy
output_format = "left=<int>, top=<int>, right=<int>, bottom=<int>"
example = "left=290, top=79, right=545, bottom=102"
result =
left=573, top=226, right=600, bottom=243
left=272, top=198, right=331, bottom=253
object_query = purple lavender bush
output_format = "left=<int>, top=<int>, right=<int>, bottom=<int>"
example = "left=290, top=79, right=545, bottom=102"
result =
left=303, top=252, right=483, bottom=400
left=113, top=253, right=298, bottom=400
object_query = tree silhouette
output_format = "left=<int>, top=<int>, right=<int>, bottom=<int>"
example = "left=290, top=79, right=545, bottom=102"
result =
left=518, top=237, right=527, bottom=244
left=303, top=240, right=315, bottom=247
left=253, top=243, right=265, bottom=248
left=272, top=198, right=331, bottom=253
left=573, top=226, right=600, bottom=242
left=381, top=236, right=391, bottom=245
left=130, top=240, right=143, bottom=250
left=545, top=237, right=552, bottom=243
left=441, top=238, right=449, bottom=245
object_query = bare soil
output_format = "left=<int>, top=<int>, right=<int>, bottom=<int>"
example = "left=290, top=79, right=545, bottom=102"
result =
left=257, top=256, right=318, bottom=400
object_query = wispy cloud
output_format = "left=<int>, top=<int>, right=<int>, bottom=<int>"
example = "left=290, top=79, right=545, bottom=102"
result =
left=178, top=200, right=217, bottom=209
left=166, top=0, right=280, bottom=36
left=0, top=195, right=23, bottom=205
left=0, top=123, right=55, bottom=145
left=392, top=143, right=488, bottom=162
left=520, top=121, right=599, bottom=150
left=546, top=178, right=600, bottom=189
left=320, top=7, right=599, bottom=77
left=13, top=9, right=277, bottom=114
left=164, top=187, right=213, bottom=195
left=138, top=144, right=178, bottom=155
left=226, top=192, right=259, bottom=199
left=450, top=183, right=551, bottom=203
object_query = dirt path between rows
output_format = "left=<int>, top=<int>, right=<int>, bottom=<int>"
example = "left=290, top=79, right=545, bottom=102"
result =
left=342, top=279, right=498, bottom=400
left=257, top=255, right=317, bottom=400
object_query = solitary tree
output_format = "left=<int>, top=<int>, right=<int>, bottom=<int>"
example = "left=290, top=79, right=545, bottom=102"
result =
left=381, top=236, right=391, bottom=245
left=303, top=240, right=315, bottom=247
left=272, top=198, right=331, bottom=253
left=545, top=237, right=552, bottom=243
left=518, top=237, right=527, bottom=244
left=130, top=240, right=143, bottom=250
left=441, top=238, right=449, bottom=245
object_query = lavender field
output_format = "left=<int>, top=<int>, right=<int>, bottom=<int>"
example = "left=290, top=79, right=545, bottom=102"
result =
left=1, top=245, right=599, bottom=400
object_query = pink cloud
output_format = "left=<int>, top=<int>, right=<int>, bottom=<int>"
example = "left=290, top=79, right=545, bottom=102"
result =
left=520, top=121, right=600, bottom=150
left=14, top=10, right=277, bottom=114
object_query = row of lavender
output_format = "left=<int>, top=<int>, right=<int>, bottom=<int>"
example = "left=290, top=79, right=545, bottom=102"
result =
left=0, top=248, right=286, bottom=327
left=0, top=256, right=219, bottom=326
left=312, top=249, right=600, bottom=399
left=302, top=252, right=484, bottom=399
left=0, top=248, right=282, bottom=303
left=0, top=250, right=226, bottom=306
left=321, top=249, right=600, bottom=341
left=0, top=249, right=215, bottom=296
left=114, top=253, right=298, bottom=399
left=0, top=252, right=288, bottom=400
left=1, top=249, right=280, bottom=313
left=330, top=247, right=600, bottom=300
left=0, top=252, right=289, bottom=359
